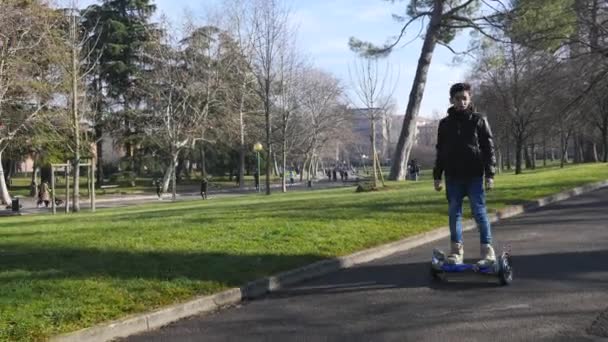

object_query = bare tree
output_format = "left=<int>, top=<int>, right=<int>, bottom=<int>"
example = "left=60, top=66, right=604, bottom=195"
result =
left=249, top=0, right=291, bottom=195
left=473, top=37, right=563, bottom=174
left=221, top=0, right=259, bottom=189
left=52, top=1, right=102, bottom=212
left=275, top=33, right=303, bottom=192
left=142, top=19, right=221, bottom=200
left=589, top=81, right=608, bottom=162
left=348, top=57, right=398, bottom=186
left=298, top=68, right=347, bottom=184
left=0, top=0, right=57, bottom=204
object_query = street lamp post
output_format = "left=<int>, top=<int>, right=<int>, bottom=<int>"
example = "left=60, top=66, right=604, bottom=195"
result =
left=253, top=142, right=263, bottom=193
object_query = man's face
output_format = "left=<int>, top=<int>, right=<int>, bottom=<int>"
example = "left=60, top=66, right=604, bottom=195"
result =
left=450, top=90, right=471, bottom=111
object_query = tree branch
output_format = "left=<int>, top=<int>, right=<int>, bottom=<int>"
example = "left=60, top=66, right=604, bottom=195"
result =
left=445, top=0, right=476, bottom=16
left=350, top=11, right=430, bottom=57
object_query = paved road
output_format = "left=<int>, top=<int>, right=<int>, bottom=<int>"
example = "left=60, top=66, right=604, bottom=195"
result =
left=124, top=186, right=608, bottom=342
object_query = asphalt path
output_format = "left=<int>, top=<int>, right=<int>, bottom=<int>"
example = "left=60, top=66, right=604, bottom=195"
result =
left=123, top=186, right=608, bottom=342
left=6, top=179, right=354, bottom=215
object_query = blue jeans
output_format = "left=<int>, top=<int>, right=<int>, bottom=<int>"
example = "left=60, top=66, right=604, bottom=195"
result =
left=446, top=177, right=492, bottom=244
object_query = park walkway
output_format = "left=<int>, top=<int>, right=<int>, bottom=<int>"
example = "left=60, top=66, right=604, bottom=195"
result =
left=4, top=178, right=361, bottom=215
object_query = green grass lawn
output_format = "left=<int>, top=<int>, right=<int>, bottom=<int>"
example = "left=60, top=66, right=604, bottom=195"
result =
left=0, top=163, right=607, bottom=341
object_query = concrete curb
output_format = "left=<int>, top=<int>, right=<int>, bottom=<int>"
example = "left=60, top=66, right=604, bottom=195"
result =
left=51, top=179, right=608, bottom=342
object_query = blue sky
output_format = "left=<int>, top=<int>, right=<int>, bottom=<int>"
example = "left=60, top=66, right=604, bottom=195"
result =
left=78, top=0, right=474, bottom=118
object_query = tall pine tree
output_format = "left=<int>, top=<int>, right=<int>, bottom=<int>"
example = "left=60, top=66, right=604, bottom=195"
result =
left=82, top=0, right=156, bottom=185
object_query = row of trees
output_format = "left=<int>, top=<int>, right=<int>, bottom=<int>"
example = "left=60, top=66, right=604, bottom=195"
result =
left=0, top=0, right=353, bottom=209
left=472, top=0, right=608, bottom=173
left=351, top=0, right=607, bottom=179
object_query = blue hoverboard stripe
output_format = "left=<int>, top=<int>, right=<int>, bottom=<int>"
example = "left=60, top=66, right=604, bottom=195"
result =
left=440, top=263, right=495, bottom=273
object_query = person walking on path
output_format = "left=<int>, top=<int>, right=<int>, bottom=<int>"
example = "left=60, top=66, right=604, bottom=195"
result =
left=155, top=178, right=162, bottom=200
left=433, top=82, right=497, bottom=266
left=200, top=177, right=208, bottom=200
left=37, top=181, right=50, bottom=208
left=254, top=171, right=260, bottom=191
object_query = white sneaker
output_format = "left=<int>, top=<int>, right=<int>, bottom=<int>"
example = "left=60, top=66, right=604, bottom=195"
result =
left=478, top=244, right=496, bottom=266
left=446, top=242, right=464, bottom=264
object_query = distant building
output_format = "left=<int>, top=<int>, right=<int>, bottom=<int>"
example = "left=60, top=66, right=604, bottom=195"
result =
left=414, top=117, right=439, bottom=147
left=388, top=115, right=439, bottom=147
left=344, top=107, right=392, bottom=165
left=332, top=108, right=441, bottom=167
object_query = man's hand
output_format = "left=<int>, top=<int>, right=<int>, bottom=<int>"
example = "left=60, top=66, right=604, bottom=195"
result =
left=434, top=179, right=443, bottom=192
left=485, top=177, right=494, bottom=191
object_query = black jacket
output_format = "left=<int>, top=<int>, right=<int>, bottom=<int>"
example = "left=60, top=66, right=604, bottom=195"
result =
left=433, top=107, right=496, bottom=180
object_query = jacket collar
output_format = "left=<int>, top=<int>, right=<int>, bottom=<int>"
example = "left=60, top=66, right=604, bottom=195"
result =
left=447, top=106, right=473, bottom=119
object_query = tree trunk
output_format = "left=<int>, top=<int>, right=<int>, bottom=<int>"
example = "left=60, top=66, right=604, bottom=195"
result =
left=306, top=155, right=312, bottom=183
left=573, top=134, right=581, bottom=163
left=335, top=142, right=340, bottom=161
left=371, top=119, right=378, bottom=187
left=124, top=141, right=136, bottom=186
left=578, top=137, right=585, bottom=163
left=301, top=157, right=309, bottom=182
left=65, top=165, right=70, bottom=214
left=560, top=129, right=570, bottom=168
left=543, top=136, right=547, bottom=167
left=199, top=142, right=207, bottom=177
left=515, top=136, right=523, bottom=175
left=4, top=159, right=15, bottom=187
left=175, top=155, right=185, bottom=182
left=281, top=139, right=287, bottom=193
left=94, top=68, right=104, bottom=186
left=273, top=152, right=280, bottom=177
left=72, top=159, right=80, bottom=212
left=161, top=162, right=172, bottom=194
left=496, top=148, right=502, bottom=174
left=524, top=142, right=532, bottom=169
left=0, top=151, right=12, bottom=205
left=389, top=0, right=444, bottom=180
left=30, top=163, right=39, bottom=197
left=584, top=140, right=596, bottom=162
left=265, top=112, right=272, bottom=196
left=91, top=156, right=96, bottom=212
left=71, top=28, right=81, bottom=212
left=602, top=128, right=608, bottom=162
left=572, top=135, right=578, bottom=163
left=171, top=150, right=178, bottom=201
left=96, top=128, right=104, bottom=185
left=506, top=140, right=512, bottom=170
left=281, top=124, right=287, bottom=192
left=238, top=79, right=247, bottom=189
left=531, top=143, right=536, bottom=169
left=186, top=159, right=193, bottom=178
left=592, top=143, right=599, bottom=162
left=589, top=0, right=600, bottom=51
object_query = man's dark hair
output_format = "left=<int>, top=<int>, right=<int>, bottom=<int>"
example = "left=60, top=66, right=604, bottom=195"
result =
left=449, top=82, right=472, bottom=98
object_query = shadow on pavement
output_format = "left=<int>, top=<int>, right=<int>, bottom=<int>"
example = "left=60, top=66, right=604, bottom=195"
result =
left=271, top=249, right=608, bottom=298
